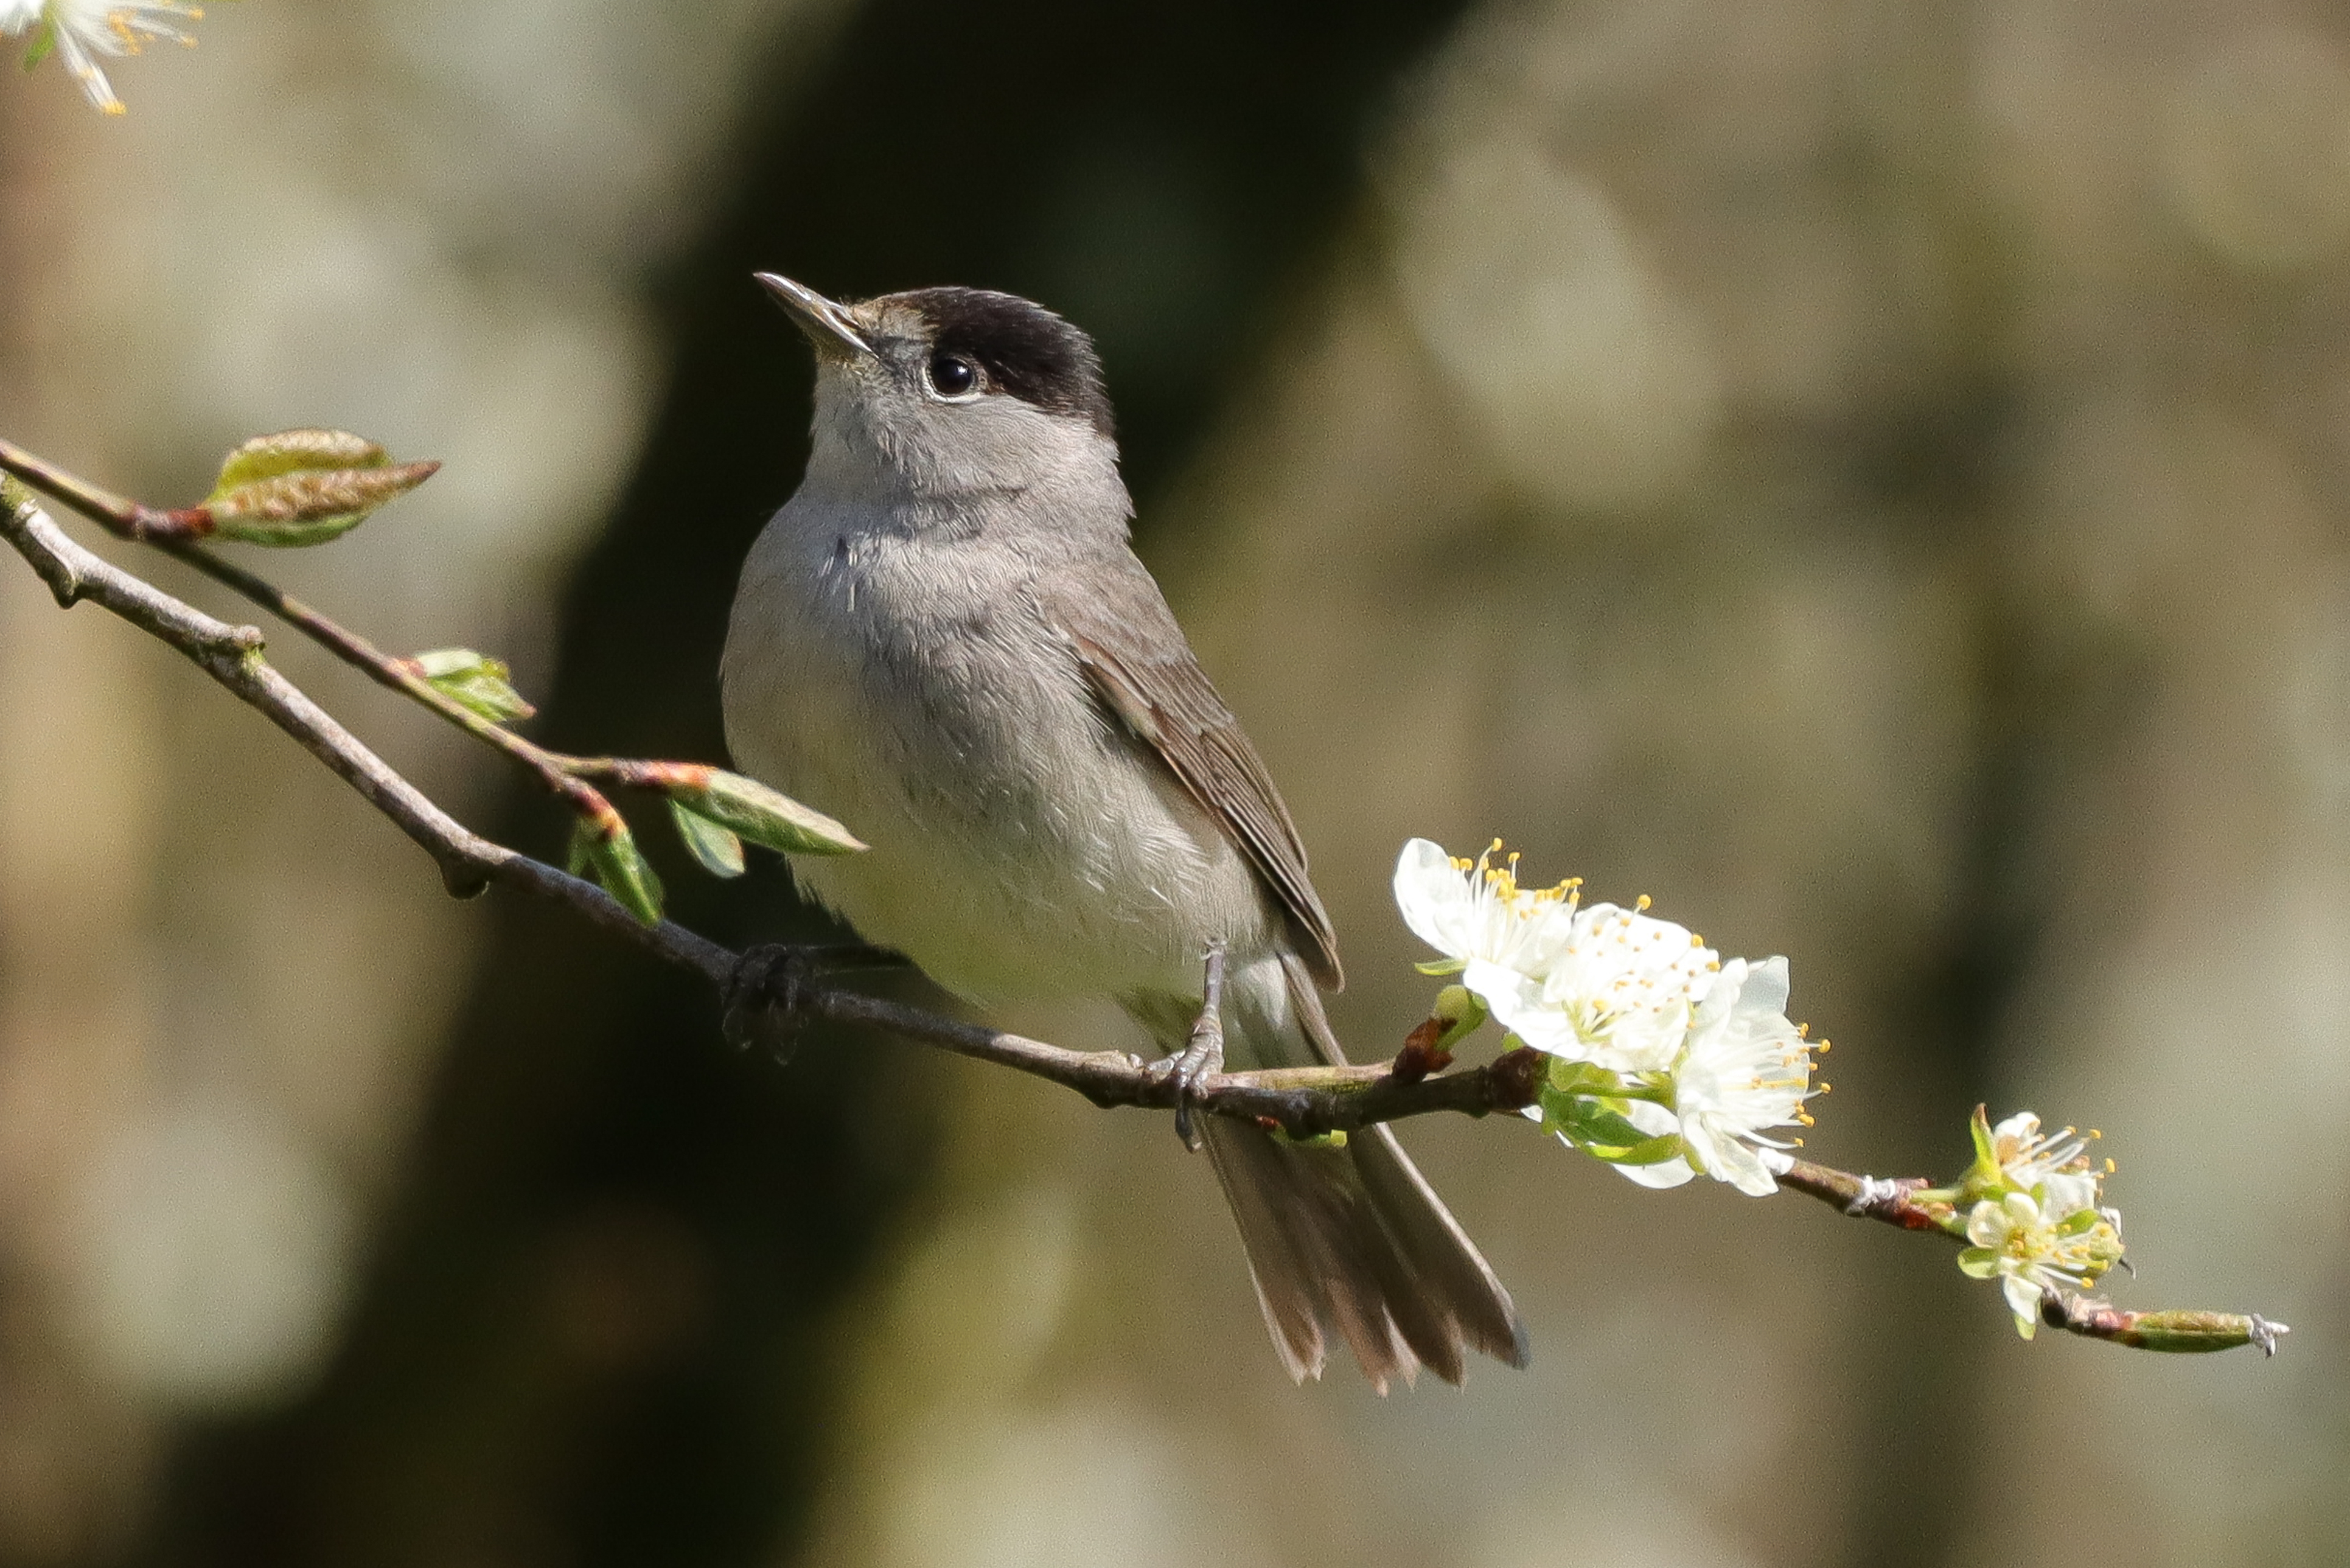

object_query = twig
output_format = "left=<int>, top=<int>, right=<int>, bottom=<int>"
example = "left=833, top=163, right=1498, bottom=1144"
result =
left=0, top=437, right=635, bottom=825
left=0, top=478, right=1544, bottom=1140
left=0, top=479, right=725, bottom=972
left=0, top=471, right=2286, bottom=1355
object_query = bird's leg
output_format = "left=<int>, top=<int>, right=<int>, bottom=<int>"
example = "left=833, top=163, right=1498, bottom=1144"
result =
left=721, top=943, right=907, bottom=1062
left=1151, top=940, right=1227, bottom=1152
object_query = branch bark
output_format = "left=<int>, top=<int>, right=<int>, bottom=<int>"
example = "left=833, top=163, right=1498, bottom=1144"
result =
left=0, top=473, right=2285, bottom=1354
left=0, top=478, right=1543, bottom=1140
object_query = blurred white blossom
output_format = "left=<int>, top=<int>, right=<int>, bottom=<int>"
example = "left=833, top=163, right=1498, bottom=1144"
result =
left=1971, top=1109, right=2107, bottom=1215
left=1958, top=1191, right=2126, bottom=1339
left=1, top=0, right=208, bottom=114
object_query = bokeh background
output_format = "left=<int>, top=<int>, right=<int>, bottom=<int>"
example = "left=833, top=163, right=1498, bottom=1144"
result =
left=0, top=0, right=2337, bottom=1563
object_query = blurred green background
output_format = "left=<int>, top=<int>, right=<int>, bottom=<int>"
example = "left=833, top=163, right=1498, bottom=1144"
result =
left=0, top=1, right=2336, bottom=1564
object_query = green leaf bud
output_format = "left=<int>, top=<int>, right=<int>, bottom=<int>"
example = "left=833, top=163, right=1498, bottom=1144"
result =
left=410, top=648, right=534, bottom=723
left=2110, top=1311, right=2289, bottom=1354
left=567, top=815, right=664, bottom=927
left=664, top=768, right=864, bottom=857
left=201, top=429, right=438, bottom=546
left=1541, top=1087, right=1681, bottom=1163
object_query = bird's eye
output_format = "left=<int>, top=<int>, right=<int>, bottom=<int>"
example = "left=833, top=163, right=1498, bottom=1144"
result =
left=926, top=352, right=980, bottom=399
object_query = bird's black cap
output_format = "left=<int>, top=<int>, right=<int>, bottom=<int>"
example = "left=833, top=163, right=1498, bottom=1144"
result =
left=891, top=287, right=1115, bottom=440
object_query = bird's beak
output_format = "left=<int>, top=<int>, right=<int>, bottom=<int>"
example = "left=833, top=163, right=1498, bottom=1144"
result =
left=755, top=273, right=874, bottom=360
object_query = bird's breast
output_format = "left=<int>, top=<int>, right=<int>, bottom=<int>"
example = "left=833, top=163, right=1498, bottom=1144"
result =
left=720, top=506, right=1270, bottom=1005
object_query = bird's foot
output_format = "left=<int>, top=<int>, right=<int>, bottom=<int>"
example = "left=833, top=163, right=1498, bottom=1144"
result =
left=1147, top=942, right=1227, bottom=1152
left=721, top=943, right=904, bottom=1062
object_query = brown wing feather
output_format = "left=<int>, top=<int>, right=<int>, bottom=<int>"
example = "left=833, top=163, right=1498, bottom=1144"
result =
left=1045, top=569, right=1343, bottom=990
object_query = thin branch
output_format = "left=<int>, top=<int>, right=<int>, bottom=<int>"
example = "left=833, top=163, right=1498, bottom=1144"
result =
left=0, top=470, right=2285, bottom=1356
left=0, top=478, right=1543, bottom=1139
left=1777, top=1162, right=1948, bottom=1231
left=160, top=540, right=622, bottom=821
left=0, top=478, right=726, bottom=977
left=0, top=437, right=634, bottom=837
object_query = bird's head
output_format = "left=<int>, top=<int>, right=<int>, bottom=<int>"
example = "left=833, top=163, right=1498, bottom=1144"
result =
left=757, top=274, right=1118, bottom=503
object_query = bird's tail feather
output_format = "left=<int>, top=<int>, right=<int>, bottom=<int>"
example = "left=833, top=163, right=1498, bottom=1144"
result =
left=1177, top=955, right=1529, bottom=1390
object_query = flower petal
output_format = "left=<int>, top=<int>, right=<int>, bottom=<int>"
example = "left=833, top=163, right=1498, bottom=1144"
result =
left=1393, top=838, right=1469, bottom=957
left=2001, top=1272, right=2046, bottom=1332
left=1612, top=1154, right=1696, bottom=1188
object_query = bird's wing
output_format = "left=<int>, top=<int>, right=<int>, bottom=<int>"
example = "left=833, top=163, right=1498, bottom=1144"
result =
left=1042, top=560, right=1343, bottom=990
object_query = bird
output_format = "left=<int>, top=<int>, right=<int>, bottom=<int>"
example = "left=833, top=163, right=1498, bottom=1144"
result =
left=720, top=274, right=1527, bottom=1390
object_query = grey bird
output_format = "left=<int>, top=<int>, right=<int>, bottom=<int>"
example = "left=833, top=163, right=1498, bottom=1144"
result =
left=721, top=274, right=1528, bottom=1390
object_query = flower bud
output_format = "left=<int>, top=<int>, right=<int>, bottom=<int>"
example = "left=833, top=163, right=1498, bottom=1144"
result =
left=665, top=769, right=864, bottom=857
left=201, top=429, right=438, bottom=546
left=409, top=648, right=534, bottom=723
left=1429, top=984, right=1488, bottom=1051
left=2078, top=1308, right=2290, bottom=1355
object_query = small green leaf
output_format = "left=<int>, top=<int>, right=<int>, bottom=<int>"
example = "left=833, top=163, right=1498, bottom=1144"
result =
left=567, top=816, right=664, bottom=925
left=1956, top=1248, right=2000, bottom=1280
left=1599, top=1134, right=1687, bottom=1166
left=1544, top=1090, right=1678, bottom=1162
left=202, top=429, right=438, bottom=546
left=667, top=770, right=863, bottom=856
left=22, top=19, right=55, bottom=70
left=1967, top=1103, right=1997, bottom=1169
left=1414, top=958, right=1468, bottom=976
left=669, top=799, right=746, bottom=878
left=1544, top=1057, right=1626, bottom=1098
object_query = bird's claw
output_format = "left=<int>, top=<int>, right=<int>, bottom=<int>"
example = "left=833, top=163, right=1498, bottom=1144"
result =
left=1152, top=941, right=1229, bottom=1152
left=1151, top=1008, right=1225, bottom=1152
left=721, top=942, right=904, bottom=1062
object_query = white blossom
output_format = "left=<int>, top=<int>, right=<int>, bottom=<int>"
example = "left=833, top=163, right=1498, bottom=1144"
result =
left=1978, top=1109, right=2107, bottom=1218
left=1668, top=958, right=1815, bottom=1194
left=1583, top=957, right=1815, bottom=1196
left=2, top=0, right=208, bottom=116
left=1959, top=1190, right=2125, bottom=1339
left=1500, top=897, right=1720, bottom=1072
left=1392, top=838, right=1582, bottom=1023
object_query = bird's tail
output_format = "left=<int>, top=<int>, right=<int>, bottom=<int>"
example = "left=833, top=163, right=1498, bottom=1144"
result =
left=1174, top=955, right=1529, bottom=1392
